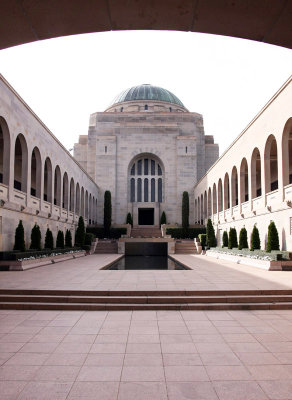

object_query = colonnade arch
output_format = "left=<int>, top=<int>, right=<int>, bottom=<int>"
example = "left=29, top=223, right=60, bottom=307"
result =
left=282, top=118, right=292, bottom=187
left=0, top=117, right=10, bottom=185
left=264, top=135, right=278, bottom=193
left=14, top=134, right=28, bottom=193
left=30, top=147, right=42, bottom=198
left=195, top=118, right=292, bottom=225
left=0, top=118, right=97, bottom=225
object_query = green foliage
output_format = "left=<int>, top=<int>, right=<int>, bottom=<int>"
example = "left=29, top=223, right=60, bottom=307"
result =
left=75, top=216, right=86, bottom=246
left=182, top=191, right=189, bottom=230
left=160, top=211, right=167, bottom=226
left=86, top=227, right=127, bottom=239
left=13, top=220, right=25, bottom=252
left=65, top=229, right=72, bottom=248
left=266, top=221, right=280, bottom=252
left=238, top=227, right=248, bottom=250
left=206, top=219, right=217, bottom=248
left=85, top=233, right=95, bottom=245
left=222, top=231, right=228, bottom=247
left=126, top=212, right=133, bottom=227
left=228, top=228, right=238, bottom=249
left=199, top=233, right=207, bottom=249
left=0, top=248, right=81, bottom=262
left=104, top=191, right=112, bottom=235
left=30, top=224, right=41, bottom=250
left=44, top=228, right=54, bottom=250
left=56, top=230, right=64, bottom=249
left=166, top=228, right=206, bottom=239
left=250, top=225, right=261, bottom=251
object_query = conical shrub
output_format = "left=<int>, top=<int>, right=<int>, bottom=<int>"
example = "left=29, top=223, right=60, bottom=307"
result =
left=44, top=228, right=54, bottom=250
left=228, top=228, right=238, bottom=249
left=206, top=219, right=217, bottom=248
left=222, top=231, right=228, bottom=247
left=126, top=212, right=133, bottom=227
left=13, top=220, right=25, bottom=252
left=75, top=216, right=85, bottom=246
left=238, top=227, right=248, bottom=250
left=65, top=229, right=72, bottom=247
left=250, top=225, right=260, bottom=251
left=30, top=223, right=41, bottom=250
left=160, top=211, right=166, bottom=226
left=56, top=230, right=64, bottom=249
left=266, top=221, right=280, bottom=252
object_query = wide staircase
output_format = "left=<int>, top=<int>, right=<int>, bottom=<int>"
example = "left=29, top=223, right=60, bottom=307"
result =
left=131, top=227, right=162, bottom=238
left=94, top=240, right=118, bottom=254
left=175, top=240, right=197, bottom=254
left=2, top=289, right=292, bottom=310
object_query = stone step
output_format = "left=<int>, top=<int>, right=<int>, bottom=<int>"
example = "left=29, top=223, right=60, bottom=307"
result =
left=2, top=289, right=292, bottom=296
left=94, top=242, right=118, bottom=254
left=2, top=290, right=292, bottom=310
left=1, top=294, right=292, bottom=304
left=131, top=228, right=162, bottom=238
left=1, top=301, right=292, bottom=311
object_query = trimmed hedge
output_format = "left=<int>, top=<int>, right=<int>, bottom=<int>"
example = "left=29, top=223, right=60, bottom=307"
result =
left=86, top=227, right=127, bottom=239
left=85, top=233, right=95, bottom=245
left=166, top=227, right=206, bottom=239
left=208, top=247, right=291, bottom=262
left=0, top=248, right=82, bottom=261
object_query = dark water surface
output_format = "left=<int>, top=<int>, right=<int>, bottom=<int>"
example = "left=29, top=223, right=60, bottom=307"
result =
left=106, top=256, right=189, bottom=270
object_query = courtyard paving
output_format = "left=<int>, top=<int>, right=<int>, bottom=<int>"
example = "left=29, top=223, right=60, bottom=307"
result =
left=1, top=254, right=292, bottom=399
left=1, top=253, right=292, bottom=291
left=1, top=308, right=292, bottom=399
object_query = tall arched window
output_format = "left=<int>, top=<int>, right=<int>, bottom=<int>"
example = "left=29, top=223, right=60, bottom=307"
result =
left=151, top=178, right=155, bottom=202
left=144, top=178, right=148, bottom=202
left=129, top=156, right=164, bottom=203
left=130, top=178, right=135, bottom=202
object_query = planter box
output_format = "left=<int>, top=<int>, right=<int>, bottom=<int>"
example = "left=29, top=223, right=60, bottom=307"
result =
left=206, top=250, right=285, bottom=271
left=0, top=251, right=86, bottom=271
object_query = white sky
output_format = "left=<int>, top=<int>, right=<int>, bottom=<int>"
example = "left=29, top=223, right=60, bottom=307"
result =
left=0, top=30, right=291, bottom=155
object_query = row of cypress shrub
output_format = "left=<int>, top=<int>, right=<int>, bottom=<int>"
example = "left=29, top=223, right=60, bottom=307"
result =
left=222, top=221, right=279, bottom=252
left=13, top=220, right=74, bottom=251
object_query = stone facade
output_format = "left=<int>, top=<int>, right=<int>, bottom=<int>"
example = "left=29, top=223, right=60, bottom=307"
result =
left=0, top=75, right=99, bottom=251
left=74, top=86, right=219, bottom=227
left=194, top=76, right=292, bottom=251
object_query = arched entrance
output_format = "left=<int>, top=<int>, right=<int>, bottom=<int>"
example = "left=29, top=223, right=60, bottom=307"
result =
left=128, top=154, right=164, bottom=226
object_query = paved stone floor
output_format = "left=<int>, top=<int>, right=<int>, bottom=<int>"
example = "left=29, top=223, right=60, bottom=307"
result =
left=1, top=254, right=292, bottom=291
left=1, top=254, right=292, bottom=399
left=1, top=308, right=292, bottom=399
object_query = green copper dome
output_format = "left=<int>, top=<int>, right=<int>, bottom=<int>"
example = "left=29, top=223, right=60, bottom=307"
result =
left=110, top=84, right=185, bottom=108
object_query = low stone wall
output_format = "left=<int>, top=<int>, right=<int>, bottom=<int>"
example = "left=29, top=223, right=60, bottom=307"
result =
left=206, top=250, right=286, bottom=271
left=0, top=250, right=86, bottom=271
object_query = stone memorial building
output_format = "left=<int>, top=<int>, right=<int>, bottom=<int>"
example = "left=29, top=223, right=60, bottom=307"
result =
left=74, top=84, right=219, bottom=226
